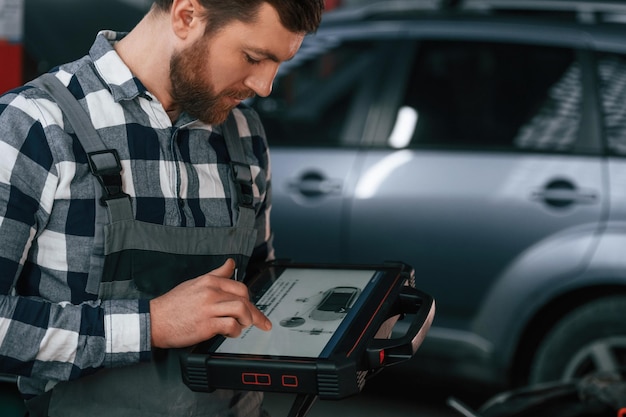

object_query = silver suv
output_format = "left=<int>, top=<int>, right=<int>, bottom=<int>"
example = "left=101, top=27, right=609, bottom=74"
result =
left=248, top=0, right=626, bottom=390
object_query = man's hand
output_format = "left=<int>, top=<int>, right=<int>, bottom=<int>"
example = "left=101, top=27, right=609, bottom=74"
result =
left=149, top=259, right=272, bottom=348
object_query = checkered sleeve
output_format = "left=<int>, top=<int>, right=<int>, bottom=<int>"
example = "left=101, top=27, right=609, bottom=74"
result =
left=0, top=87, right=151, bottom=381
left=0, top=297, right=150, bottom=380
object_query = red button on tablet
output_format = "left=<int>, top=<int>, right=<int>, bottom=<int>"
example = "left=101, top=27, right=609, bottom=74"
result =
left=282, top=375, right=298, bottom=387
left=242, top=373, right=271, bottom=385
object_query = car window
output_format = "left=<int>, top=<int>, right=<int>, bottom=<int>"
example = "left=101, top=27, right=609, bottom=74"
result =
left=597, top=52, right=626, bottom=156
left=392, top=40, right=580, bottom=152
left=250, top=39, right=387, bottom=148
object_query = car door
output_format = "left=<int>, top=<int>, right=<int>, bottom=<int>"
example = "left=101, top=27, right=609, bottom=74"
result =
left=250, top=36, right=392, bottom=262
left=344, top=38, right=607, bottom=328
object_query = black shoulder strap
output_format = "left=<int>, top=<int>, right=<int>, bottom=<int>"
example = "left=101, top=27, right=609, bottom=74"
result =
left=28, top=73, right=133, bottom=294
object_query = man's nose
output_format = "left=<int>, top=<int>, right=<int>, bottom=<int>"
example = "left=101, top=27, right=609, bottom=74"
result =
left=244, top=64, right=279, bottom=98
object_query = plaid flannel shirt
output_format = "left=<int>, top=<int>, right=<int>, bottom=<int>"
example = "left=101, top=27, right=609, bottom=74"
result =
left=0, top=31, right=273, bottom=396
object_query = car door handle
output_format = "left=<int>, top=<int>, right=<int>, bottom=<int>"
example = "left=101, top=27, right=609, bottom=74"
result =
left=288, top=172, right=342, bottom=197
left=531, top=179, right=597, bottom=208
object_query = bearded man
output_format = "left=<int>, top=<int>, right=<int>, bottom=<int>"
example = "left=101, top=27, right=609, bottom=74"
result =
left=0, top=1, right=324, bottom=416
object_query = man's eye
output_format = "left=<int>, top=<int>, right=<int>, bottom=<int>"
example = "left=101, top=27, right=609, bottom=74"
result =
left=245, top=54, right=261, bottom=65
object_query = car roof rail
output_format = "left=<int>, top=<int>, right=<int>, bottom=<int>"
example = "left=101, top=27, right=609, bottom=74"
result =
left=459, top=0, right=626, bottom=24
left=321, top=0, right=453, bottom=23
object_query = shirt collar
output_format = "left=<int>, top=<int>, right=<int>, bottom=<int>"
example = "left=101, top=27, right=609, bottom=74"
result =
left=89, top=30, right=151, bottom=103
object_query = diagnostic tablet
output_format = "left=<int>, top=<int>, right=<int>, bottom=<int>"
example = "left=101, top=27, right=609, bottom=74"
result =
left=182, top=261, right=434, bottom=399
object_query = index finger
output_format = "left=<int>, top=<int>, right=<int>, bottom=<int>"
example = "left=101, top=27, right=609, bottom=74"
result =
left=249, top=302, right=272, bottom=331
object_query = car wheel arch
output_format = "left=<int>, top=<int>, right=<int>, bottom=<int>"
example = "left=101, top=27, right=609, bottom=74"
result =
left=472, top=223, right=599, bottom=346
left=508, top=284, right=626, bottom=387
left=468, top=223, right=609, bottom=382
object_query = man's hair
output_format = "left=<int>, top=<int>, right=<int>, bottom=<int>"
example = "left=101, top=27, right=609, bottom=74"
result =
left=152, top=0, right=324, bottom=34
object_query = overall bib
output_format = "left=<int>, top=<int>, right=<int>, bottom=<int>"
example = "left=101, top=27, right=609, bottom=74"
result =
left=27, top=74, right=263, bottom=417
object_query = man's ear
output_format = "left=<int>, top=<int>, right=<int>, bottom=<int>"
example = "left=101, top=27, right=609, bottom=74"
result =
left=170, top=0, right=203, bottom=39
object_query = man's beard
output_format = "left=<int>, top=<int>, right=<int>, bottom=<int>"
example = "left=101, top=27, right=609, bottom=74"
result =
left=169, top=37, right=254, bottom=125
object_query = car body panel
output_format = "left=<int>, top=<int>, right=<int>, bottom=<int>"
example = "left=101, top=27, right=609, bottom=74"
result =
left=345, top=152, right=606, bottom=326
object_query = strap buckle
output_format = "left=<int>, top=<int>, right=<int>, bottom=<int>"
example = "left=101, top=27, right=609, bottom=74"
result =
left=230, top=161, right=254, bottom=208
left=87, top=150, right=130, bottom=205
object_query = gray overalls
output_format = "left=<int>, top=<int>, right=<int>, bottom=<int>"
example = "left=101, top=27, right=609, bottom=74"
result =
left=26, top=74, right=264, bottom=417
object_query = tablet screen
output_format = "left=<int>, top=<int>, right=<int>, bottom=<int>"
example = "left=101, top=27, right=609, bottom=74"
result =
left=214, top=268, right=381, bottom=358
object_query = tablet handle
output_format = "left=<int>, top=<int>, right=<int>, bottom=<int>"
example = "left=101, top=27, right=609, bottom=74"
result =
left=365, top=287, right=435, bottom=368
